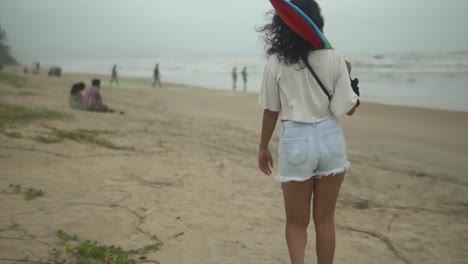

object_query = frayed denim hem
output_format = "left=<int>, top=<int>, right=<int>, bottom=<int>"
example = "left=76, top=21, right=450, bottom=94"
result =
left=275, top=161, right=350, bottom=183
left=315, top=161, right=350, bottom=178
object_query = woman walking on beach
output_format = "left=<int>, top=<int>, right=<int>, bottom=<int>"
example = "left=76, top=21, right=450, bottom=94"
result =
left=257, top=1, right=359, bottom=263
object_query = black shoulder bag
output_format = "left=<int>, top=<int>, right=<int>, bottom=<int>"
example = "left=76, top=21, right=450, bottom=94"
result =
left=302, top=56, right=332, bottom=101
left=301, top=56, right=360, bottom=106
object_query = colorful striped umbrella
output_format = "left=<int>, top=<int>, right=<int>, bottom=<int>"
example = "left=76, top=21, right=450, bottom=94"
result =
left=269, top=0, right=333, bottom=50
left=269, top=0, right=361, bottom=98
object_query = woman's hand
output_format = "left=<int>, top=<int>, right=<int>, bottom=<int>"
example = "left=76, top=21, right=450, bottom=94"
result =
left=258, top=109, right=279, bottom=176
left=346, top=100, right=360, bottom=116
left=258, top=146, right=274, bottom=176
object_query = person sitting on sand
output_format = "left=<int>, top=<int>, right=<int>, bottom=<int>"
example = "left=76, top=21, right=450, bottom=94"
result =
left=69, top=82, right=85, bottom=110
left=82, top=79, right=113, bottom=112
left=48, top=66, right=62, bottom=77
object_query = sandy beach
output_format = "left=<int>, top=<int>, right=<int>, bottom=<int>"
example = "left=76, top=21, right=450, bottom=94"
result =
left=1, top=68, right=467, bottom=264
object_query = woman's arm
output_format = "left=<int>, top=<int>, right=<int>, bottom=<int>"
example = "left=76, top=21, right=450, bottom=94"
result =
left=258, top=109, right=280, bottom=175
left=346, top=103, right=358, bottom=115
left=260, top=109, right=279, bottom=148
left=345, top=59, right=360, bottom=116
left=331, top=58, right=360, bottom=116
left=345, top=60, right=352, bottom=74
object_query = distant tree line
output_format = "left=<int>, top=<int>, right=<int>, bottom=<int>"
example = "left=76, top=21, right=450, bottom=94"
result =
left=0, top=24, right=16, bottom=65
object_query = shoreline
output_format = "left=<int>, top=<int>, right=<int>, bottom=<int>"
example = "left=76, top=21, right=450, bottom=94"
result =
left=6, top=64, right=468, bottom=114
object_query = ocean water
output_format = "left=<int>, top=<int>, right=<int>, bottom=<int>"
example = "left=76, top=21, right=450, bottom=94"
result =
left=36, top=52, right=468, bottom=112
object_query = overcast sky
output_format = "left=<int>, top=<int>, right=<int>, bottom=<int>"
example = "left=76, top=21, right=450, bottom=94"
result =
left=0, top=0, right=467, bottom=60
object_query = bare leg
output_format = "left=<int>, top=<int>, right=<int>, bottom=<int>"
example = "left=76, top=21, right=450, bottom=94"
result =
left=282, top=178, right=315, bottom=264
left=313, top=172, right=345, bottom=264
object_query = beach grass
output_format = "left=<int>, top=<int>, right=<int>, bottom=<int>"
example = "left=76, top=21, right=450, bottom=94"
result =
left=0, top=103, right=120, bottom=149
left=23, top=187, right=46, bottom=201
left=95, top=81, right=153, bottom=90
left=53, top=229, right=163, bottom=263
left=2, top=184, right=46, bottom=201
left=2, top=130, right=23, bottom=138
left=36, top=127, right=116, bottom=148
left=0, top=72, right=27, bottom=88
left=1, top=90, right=39, bottom=96
left=0, top=103, right=67, bottom=131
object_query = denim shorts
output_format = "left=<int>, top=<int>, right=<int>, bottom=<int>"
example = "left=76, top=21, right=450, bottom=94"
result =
left=276, top=116, right=350, bottom=182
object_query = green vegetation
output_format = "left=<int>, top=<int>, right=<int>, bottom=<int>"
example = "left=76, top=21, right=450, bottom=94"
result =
left=1, top=90, right=38, bottom=96
left=24, top=187, right=46, bottom=201
left=0, top=104, right=121, bottom=149
left=2, top=184, right=46, bottom=201
left=7, top=183, right=21, bottom=193
left=0, top=72, right=26, bottom=88
left=2, top=130, right=23, bottom=138
left=0, top=103, right=66, bottom=131
left=0, top=24, right=16, bottom=65
left=36, top=127, right=116, bottom=148
left=51, top=230, right=163, bottom=264
left=56, top=229, right=79, bottom=242
left=14, top=91, right=37, bottom=96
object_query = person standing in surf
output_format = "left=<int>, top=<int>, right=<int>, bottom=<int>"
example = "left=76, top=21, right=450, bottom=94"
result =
left=232, top=67, right=238, bottom=91
left=241, top=66, right=248, bottom=92
left=110, top=64, right=118, bottom=85
left=153, top=63, right=161, bottom=88
left=257, top=1, right=360, bottom=264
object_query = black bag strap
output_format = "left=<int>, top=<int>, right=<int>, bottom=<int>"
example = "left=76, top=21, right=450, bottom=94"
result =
left=302, top=56, right=331, bottom=101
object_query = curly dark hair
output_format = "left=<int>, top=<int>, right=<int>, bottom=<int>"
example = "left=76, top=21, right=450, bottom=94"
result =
left=257, top=0, right=324, bottom=65
left=70, top=82, right=85, bottom=95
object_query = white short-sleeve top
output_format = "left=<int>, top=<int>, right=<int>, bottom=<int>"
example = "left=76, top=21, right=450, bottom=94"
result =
left=259, top=49, right=358, bottom=123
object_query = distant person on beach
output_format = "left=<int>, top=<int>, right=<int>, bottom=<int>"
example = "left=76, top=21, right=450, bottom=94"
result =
left=257, top=1, right=360, bottom=264
left=82, top=79, right=113, bottom=112
left=32, top=62, right=40, bottom=75
left=232, top=67, right=237, bottom=91
left=23, top=66, right=29, bottom=74
left=110, top=64, right=118, bottom=84
left=241, top=66, right=248, bottom=92
left=48, top=66, right=62, bottom=77
left=153, top=63, right=161, bottom=88
left=68, top=82, right=85, bottom=110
